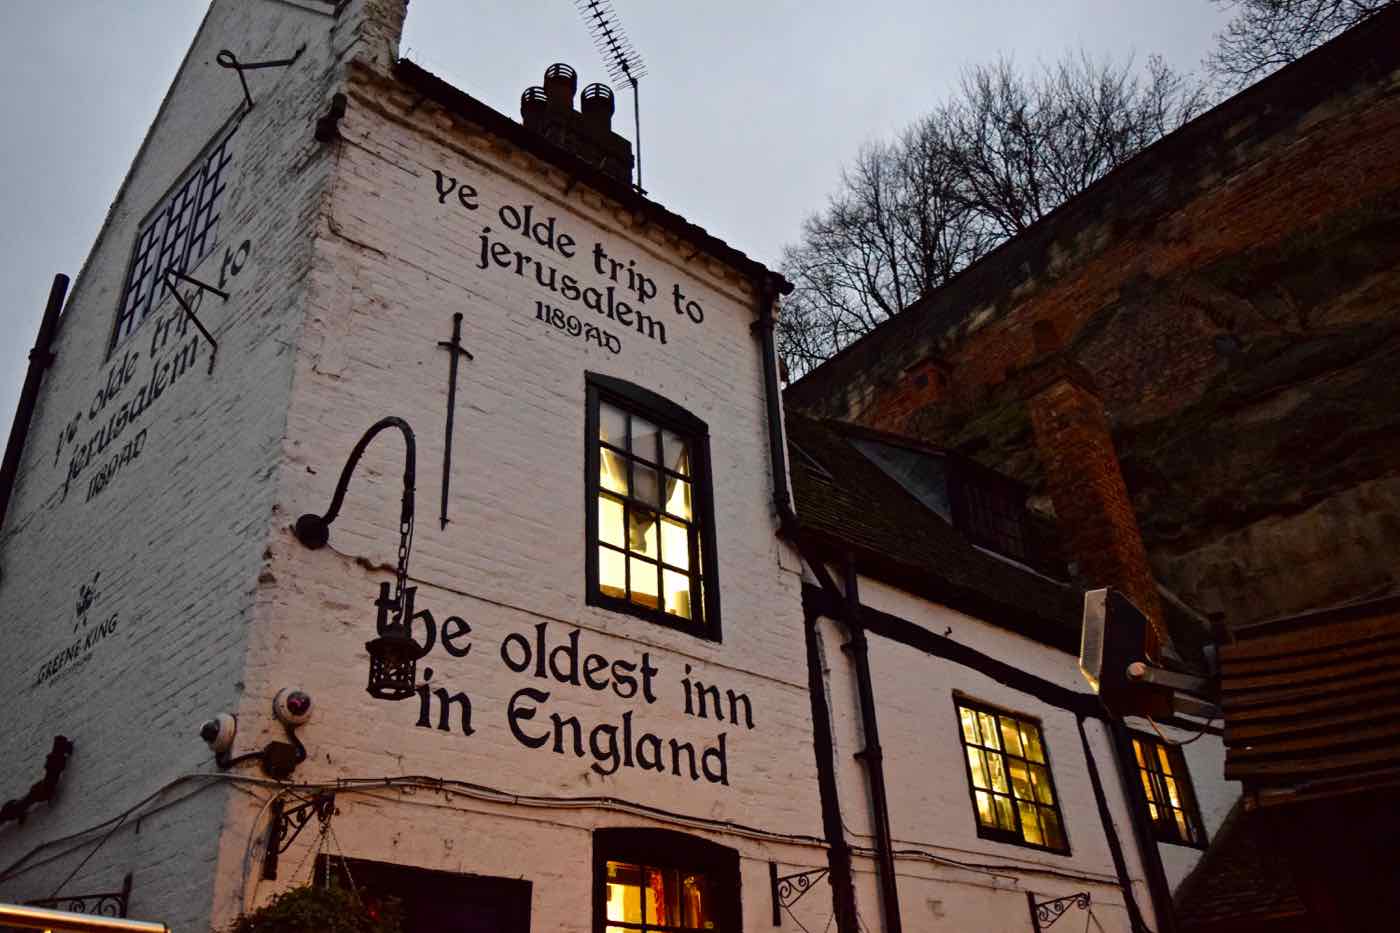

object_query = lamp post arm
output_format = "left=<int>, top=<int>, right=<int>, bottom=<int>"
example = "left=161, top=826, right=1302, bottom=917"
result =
left=294, top=417, right=416, bottom=550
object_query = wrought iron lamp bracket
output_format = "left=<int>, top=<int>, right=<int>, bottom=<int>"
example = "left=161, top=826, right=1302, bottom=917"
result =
left=262, top=792, right=335, bottom=880
left=1028, top=891, right=1091, bottom=931
left=217, top=44, right=307, bottom=111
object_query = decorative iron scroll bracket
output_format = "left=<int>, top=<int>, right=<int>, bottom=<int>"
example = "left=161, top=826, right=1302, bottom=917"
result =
left=263, top=792, right=335, bottom=880
left=769, top=863, right=828, bottom=923
left=217, top=44, right=307, bottom=111
left=163, top=270, right=228, bottom=373
left=1028, top=891, right=1091, bottom=931
left=26, top=873, right=132, bottom=918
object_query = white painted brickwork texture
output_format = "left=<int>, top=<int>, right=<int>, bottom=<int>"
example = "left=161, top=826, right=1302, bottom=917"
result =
left=0, top=2, right=402, bottom=930
left=817, top=576, right=1240, bottom=932
left=221, top=56, right=823, bottom=932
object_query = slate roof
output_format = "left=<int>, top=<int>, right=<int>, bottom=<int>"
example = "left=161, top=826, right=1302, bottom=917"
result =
left=786, top=411, right=1086, bottom=651
left=1175, top=801, right=1308, bottom=933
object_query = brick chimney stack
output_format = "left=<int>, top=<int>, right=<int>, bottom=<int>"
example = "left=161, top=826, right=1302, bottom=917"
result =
left=1020, top=321, right=1165, bottom=656
left=520, top=64, right=635, bottom=185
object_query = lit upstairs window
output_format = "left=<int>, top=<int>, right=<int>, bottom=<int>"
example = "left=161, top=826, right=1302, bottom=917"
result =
left=1132, top=732, right=1208, bottom=847
left=585, top=373, right=719, bottom=640
left=112, top=123, right=237, bottom=350
left=955, top=697, right=1070, bottom=854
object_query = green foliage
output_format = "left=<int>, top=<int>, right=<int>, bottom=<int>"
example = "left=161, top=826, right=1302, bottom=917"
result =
left=224, top=884, right=401, bottom=933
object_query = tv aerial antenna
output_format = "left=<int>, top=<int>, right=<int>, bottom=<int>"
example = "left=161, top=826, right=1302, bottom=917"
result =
left=575, top=0, right=648, bottom=191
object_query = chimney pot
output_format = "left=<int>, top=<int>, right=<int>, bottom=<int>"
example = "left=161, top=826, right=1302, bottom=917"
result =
left=580, top=82, right=615, bottom=133
left=520, top=86, right=548, bottom=122
left=543, top=63, right=578, bottom=111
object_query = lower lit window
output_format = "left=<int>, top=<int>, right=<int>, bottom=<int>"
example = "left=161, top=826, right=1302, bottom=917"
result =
left=594, top=828, right=739, bottom=932
left=1131, top=732, right=1208, bottom=847
left=954, top=697, right=1070, bottom=854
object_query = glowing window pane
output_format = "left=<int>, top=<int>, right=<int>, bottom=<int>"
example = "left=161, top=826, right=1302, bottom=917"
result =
left=1164, top=777, right=1182, bottom=808
left=1018, top=801, right=1044, bottom=845
left=974, top=790, right=996, bottom=826
left=959, top=707, right=981, bottom=745
left=999, top=718, right=1024, bottom=757
left=663, top=570, right=692, bottom=620
left=634, top=464, right=660, bottom=507
left=1175, top=811, right=1190, bottom=840
left=599, top=495, right=625, bottom=548
left=1157, top=745, right=1175, bottom=776
left=681, top=872, right=716, bottom=927
left=1021, top=726, right=1045, bottom=763
left=660, top=518, right=690, bottom=570
left=629, top=557, right=659, bottom=609
left=606, top=862, right=644, bottom=923
left=665, top=477, right=692, bottom=520
left=628, top=509, right=659, bottom=561
left=1009, top=759, right=1034, bottom=801
left=994, top=794, right=1016, bottom=831
left=978, top=712, right=1000, bottom=749
left=986, top=752, right=1009, bottom=793
left=1133, top=739, right=1147, bottom=768
left=599, top=548, right=626, bottom=599
left=967, top=748, right=989, bottom=789
left=601, top=447, right=628, bottom=495
left=1029, top=764, right=1055, bottom=805
left=1140, top=772, right=1157, bottom=803
left=645, top=867, right=680, bottom=926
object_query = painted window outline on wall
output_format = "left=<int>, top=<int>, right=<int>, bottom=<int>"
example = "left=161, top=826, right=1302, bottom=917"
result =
left=584, top=372, right=721, bottom=642
left=953, top=695, right=1072, bottom=855
left=593, top=827, right=741, bottom=933
left=1130, top=730, right=1209, bottom=848
left=110, top=119, right=238, bottom=352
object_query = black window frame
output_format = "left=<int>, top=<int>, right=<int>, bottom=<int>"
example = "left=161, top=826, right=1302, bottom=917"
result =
left=591, top=827, right=742, bottom=933
left=110, top=119, right=239, bottom=354
left=315, top=854, right=533, bottom=932
left=584, top=372, right=721, bottom=641
left=1129, top=730, right=1209, bottom=849
left=946, top=457, right=1029, bottom=562
left=953, top=695, right=1072, bottom=856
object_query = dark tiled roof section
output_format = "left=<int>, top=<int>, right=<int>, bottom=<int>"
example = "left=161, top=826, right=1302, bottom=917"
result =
left=392, top=60, right=791, bottom=296
left=1175, top=801, right=1308, bottom=933
left=1219, top=595, right=1400, bottom=792
left=786, top=412, right=1084, bottom=652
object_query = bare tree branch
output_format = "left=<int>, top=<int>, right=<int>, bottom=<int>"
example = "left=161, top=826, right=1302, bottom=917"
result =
left=1206, top=0, right=1395, bottom=90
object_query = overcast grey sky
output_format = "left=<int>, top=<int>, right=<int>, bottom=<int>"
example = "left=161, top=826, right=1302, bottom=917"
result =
left=0, top=1, right=1231, bottom=443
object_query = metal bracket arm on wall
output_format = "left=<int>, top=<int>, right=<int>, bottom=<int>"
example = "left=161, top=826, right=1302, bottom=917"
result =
left=161, top=270, right=227, bottom=373
left=263, top=792, right=336, bottom=880
left=216, top=44, right=307, bottom=111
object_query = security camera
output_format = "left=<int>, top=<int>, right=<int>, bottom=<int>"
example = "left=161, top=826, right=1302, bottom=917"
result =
left=199, top=713, right=237, bottom=755
left=273, top=688, right=313, bottom=726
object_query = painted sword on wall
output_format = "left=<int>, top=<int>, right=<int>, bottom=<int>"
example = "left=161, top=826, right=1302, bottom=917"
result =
left=437, top=312, right=473, bottom=529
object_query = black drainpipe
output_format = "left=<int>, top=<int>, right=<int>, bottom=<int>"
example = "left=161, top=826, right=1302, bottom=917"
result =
left=1077, top=716, right=1149, bottom=932
left=1108, top=719, right=1180, bottom=933
left=841, top=554, right=904, bottom=933
left=0, top=274, right=69, bottom=532
left=753, top=275, right=860, bottom=933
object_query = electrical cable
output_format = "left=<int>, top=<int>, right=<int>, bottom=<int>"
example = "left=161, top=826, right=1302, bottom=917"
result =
left=1145, top=713, right=1218, bottom=747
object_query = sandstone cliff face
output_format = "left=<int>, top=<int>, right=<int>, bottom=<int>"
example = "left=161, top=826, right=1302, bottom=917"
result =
left=787, top=13, right=1400, bottom=625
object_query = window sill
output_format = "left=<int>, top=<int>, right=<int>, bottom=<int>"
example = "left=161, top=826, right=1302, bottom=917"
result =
left=975, top=826, right=1072, bottom=858
left=587, top=590, right=720, bottom=643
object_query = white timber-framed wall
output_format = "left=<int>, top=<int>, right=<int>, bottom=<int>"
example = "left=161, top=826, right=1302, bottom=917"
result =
left=807, top=572, right=1238, bottom=933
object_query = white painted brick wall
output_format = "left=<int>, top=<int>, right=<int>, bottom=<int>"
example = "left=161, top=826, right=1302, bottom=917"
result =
left=0, top=2, right=399, bottom=930
left=813, top=575, right=1240, bottom=932
left=212, top=51, right=824, bottom=932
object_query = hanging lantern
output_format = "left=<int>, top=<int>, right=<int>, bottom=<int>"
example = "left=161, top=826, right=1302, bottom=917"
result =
left=365, top=581, right=425, bottom=701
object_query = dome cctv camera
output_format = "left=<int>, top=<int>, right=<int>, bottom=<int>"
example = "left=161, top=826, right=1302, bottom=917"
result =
left=199, top=713, right=237, bottom=755
left=273, top=688, right=313, bottom=726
